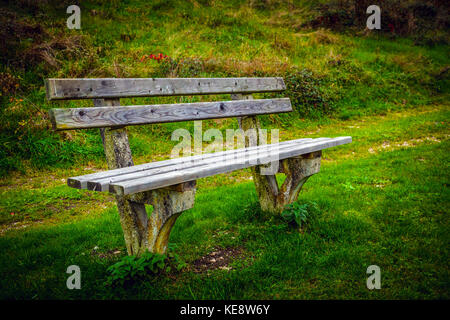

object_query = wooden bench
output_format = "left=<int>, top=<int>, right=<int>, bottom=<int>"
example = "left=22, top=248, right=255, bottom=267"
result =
left=45, top=77, right=351, bottom=256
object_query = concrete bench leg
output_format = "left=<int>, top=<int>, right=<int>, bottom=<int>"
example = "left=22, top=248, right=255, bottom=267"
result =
left=97, top=98, right=196, bottom=256
left=113, top=182, right=196, bottom=256
left=235, top=102, right=321, bottom=214
left=101, top=124, right=196, bottom=255
left=113, top=183, right=196, bottom=256
left=130, top=182, right=196, bottom=255
left=253, top=151, right=321, bottom=214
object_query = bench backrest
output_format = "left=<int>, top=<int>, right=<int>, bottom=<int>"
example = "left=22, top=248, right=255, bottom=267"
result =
left=46, top=77, right=291, bottom=130
left=45, top=78, right=286, bottom=100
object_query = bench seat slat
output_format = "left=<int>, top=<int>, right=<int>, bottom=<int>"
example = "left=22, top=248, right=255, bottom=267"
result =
left=111, top=137, right=351, bottom=195
left=68, top=138, right=314, bottom=189
left=49, top=98, right=292, bottom=130
left=68, top=137, right=352, bottom=195
left=45, top=77, right=286, bottom=100
left=86, top=138, right=325, bottom=192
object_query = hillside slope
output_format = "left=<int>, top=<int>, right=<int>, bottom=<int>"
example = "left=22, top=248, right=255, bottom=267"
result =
left=0, top=0, right=448, bottom=175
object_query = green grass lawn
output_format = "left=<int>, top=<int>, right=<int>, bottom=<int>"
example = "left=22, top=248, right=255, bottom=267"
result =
left=0, top=105, right=448, bottom=299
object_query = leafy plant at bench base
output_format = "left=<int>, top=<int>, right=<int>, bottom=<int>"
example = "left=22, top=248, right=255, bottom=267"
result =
left=105, top=248, right=186, bottom=287
left=281, top=201, right=320, bottom=232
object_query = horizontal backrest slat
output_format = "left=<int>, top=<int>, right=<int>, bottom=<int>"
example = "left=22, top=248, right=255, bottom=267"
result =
left=45, top=77, right=286, bottom=100
left=49, top=98, right=292, bottom=130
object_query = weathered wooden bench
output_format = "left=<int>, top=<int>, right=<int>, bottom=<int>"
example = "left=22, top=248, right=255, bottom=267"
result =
left=45, top=77, right=351, bottom=256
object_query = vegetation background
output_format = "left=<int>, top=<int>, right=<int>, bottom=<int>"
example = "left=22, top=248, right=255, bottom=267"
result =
left=0, top=0, right=448, bottom=299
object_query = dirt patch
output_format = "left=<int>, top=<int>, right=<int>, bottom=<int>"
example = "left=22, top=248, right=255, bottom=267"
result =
left=0, top=220, right=43, bottom=235
left=192, top=247, right=245, bottom=273
left=369, top=136, right=445, bottom=154
left=90, top=247, right=123, bottom=259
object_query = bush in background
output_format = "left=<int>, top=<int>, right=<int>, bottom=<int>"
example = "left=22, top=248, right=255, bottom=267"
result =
left=308, top=0, right=449, bottom=45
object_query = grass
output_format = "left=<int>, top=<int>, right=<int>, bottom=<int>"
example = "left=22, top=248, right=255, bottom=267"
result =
left=1, top=0, right=449, bottom=174
left=0, top=0, right=448, bottom=299
left=0, top=104, right=448, bottom=299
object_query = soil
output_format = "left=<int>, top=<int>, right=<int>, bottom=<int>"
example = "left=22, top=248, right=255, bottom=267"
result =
left=192, top=246, right=245, bottom=273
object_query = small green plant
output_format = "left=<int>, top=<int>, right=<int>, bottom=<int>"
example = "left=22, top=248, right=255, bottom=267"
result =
left=167, top=243, right=188, bottom=271
left=105, top=246, right=187, bottom=287
left=281, top=201, right=319, bottom=231
left=105, top=251, right=166, bottom=287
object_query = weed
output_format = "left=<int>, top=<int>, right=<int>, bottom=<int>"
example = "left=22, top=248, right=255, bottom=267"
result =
left=105, top=251, right=166, bottom=287
left=281, top=201, right=320, bottom=231
left=105, top=246, right=187, bottom=287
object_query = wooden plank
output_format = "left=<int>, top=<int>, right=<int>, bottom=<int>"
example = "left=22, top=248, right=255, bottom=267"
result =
left=111, top=137, right=351, bottom=195
left=86, top=138, right=324, bottom=192
left=110, top=137, right=352, bottom=195
left=45, top=77, right=286, bottom=100
left=49, top=98, right=292, bottom=130
left=68, top=137, right=314, bottom=189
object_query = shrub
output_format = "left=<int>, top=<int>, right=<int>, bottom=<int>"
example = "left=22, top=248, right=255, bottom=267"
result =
left=284, top=69, right=334, bottom=118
